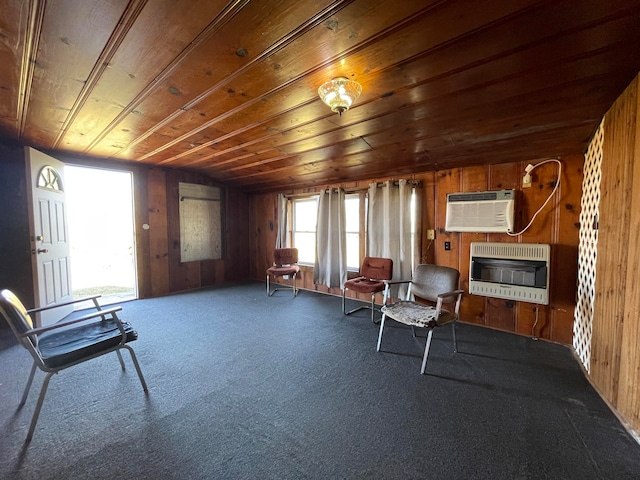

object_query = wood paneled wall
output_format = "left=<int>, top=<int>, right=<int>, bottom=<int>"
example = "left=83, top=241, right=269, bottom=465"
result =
left=54, top=154, right=251, bottom=297
left=248, top=155, right=582, bottom=344
left=128, top=164, right=251, bottom=297
left=0, top=141, right=34, bottom=313
left=434, top=157, right=582, bottom=344
left=0, top=146, right=250, bottom=309
left=590, top=75, right=640, bottom=432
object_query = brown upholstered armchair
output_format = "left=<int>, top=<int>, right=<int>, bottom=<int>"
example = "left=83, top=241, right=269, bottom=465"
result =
left=377, top=264, right=463, bottom=374
left=342, top=256, right=393, bottom=323
left=266, top=248, right=301, bottom=297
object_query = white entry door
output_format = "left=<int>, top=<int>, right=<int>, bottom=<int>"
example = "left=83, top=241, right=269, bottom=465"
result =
left=25, top=147, right=73, bottom=327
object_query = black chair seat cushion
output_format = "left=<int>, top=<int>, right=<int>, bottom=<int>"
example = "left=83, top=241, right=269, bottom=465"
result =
left=38, top=319, right=138, bottom=369
left=344, top=277, right=385, bottom=294
left=267, top=265, right=300, bottom=277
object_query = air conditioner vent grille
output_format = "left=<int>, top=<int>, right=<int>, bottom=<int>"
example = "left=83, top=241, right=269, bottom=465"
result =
left=448, top=192, right=497, bottom=202
left=445, top=189, right=515, bottom=233
left=448, top=190, right=514, bottom=203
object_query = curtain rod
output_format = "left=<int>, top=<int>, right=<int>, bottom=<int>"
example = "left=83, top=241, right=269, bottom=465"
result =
left=372, top=179, right=421, bottom=188
left=283, top=188, right=364, bottom=198
left=281, top=180, right=422, bottom=198
left=180, top=196, right=220, bottom=202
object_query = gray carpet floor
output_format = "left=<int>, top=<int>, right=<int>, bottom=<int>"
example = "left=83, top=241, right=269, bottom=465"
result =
left=1, top=281, right=639, bottom=479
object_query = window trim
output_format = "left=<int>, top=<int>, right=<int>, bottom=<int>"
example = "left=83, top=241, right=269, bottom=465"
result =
left=345, top=193, right=362, bottom=271
left=291, top=195, right=318, bottom=266
left=286, top=186, right=417, bottom=274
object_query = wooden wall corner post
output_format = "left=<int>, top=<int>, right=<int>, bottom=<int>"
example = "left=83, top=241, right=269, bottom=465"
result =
left=592, top=75, right=638, bottom=415
left=616, top=74, right=640, bottom=431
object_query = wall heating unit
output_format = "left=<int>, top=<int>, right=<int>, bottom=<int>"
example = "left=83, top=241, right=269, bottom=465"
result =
left=469, top=242, right=550, bottom=305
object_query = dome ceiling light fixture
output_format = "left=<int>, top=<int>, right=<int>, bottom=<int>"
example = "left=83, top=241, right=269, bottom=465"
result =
left=318, top=76, right=362, bottom=115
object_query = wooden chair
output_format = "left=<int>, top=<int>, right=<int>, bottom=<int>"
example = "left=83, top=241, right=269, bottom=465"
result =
left=376, top=264, right=463, bottom=374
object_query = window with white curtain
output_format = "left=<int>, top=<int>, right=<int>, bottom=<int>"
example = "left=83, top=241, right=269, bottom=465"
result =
left=367, top=179, right=417, bottom=297
left=290, top=187, right=416, bottom=272
left=410, top=189, right=416, bottom=271
left=345, top=194, right=360, bottom=270
left=292, top=197, right=318, bottom=264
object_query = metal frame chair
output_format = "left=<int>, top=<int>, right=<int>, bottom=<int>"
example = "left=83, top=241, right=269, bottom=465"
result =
left=0, top=289, right=148, bottom=442
left=342, top=256, right=393, bottom=323
left=376, top=264, right=463, bottom=374
left=266, top=248, right=301, bottom=297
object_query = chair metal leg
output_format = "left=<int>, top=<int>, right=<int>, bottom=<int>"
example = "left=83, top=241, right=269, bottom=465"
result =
left=376, top=314, right=387, bottom=352
left=268, top=274, right=298, bottom=297
left=26, top=371, right=54, bottom=442
left=19, top=362, right=38, bottom=407
left=452, top=321, right=457, bottom=353
left=116, top=350, right=126, bottom=370
left=370, top=294, right=375, bottom=323
left=124, top=345, right=148, bottom=392
left=343, top=291, right=381, bottom=323
left=344, top=303, right=370, bottom=315
left=23, top=347, right=147, bottom=443
left=420, top=328, right=435, bottom=375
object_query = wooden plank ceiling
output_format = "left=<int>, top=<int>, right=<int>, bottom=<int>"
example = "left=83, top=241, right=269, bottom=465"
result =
left=1, top=0, right=640, bottom=192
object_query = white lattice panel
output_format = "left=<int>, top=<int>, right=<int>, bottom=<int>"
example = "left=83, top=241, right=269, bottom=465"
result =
left=574, top=120, right=604, bottom=372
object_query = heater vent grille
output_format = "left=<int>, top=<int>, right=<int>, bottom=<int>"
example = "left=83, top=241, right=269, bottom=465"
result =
left=469, top=242, right=551, bottom=305
left=470, top=243, right=549, bottom=260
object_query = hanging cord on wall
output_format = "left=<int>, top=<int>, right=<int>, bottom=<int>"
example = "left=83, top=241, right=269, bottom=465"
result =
left=420, top=239, right=434, bottom=263
left=508, top=159, right=562, bottom=237
left=531, top=306, right=539, bottom=341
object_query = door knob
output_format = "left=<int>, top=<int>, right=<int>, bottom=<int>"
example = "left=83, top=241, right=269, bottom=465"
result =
left=32, top=248, right=49, bottom=254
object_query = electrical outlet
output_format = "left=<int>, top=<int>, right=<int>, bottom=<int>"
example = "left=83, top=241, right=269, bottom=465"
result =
left=522, top=163, right=534, bottom=188
left=444, top=241, right=451, bottom=251
left=427, top=229, right=435, bottom=240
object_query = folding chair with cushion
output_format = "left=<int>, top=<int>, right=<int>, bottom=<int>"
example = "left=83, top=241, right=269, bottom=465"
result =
left=0, top=289, right=148, bottom=442
left=376, top=264, right=463, bottom=374
left=342, top=256, right=393, bottom=323
left=266, top=248, right=301, bottom=297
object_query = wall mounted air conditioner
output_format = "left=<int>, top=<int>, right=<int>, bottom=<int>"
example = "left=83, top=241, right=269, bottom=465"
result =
left=445, top=189, right=515, bottom=233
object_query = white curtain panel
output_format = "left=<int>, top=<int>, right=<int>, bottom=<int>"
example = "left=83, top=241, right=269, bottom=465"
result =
left=275, top=193, right=288, bottom=248
left=314, top=188, right=347, bottom=288
left=367, top=179, right=412, bottom=298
